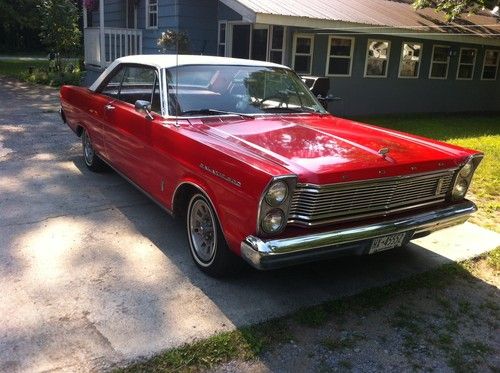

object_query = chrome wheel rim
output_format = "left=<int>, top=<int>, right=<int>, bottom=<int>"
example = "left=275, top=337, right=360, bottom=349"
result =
left=83, top=131, right=94, bottom=166
left=189, top=198, right=217, bottom=264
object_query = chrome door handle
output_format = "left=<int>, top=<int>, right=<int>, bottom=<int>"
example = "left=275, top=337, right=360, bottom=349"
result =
left=104, top=104, right=115, bottom=111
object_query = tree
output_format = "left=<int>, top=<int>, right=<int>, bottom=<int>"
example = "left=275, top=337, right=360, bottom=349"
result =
left=157, top=30, right=191, bottom=54
left=38, top=0, right=81, bottom=68
left=0, top=0, right=42, bottom=51
left=413, top=0, right=498, bottom=21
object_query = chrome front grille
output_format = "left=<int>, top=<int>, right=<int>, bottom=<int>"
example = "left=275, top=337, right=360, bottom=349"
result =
left=288, top=170, right=456, bottom=227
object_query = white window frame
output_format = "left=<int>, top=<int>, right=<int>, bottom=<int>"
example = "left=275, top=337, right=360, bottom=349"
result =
left=429, top=45, right=450, bottom=80
left=364, top=39, right=391, bottom=78
left=325, top=36, right=355, bottom=77
left=481, top=49, right=500, bottom=81
left=268, top=25, right=286, bottom=65
left=456, top=48, right=477, bottom=80
left=398, top=41, right=423, bottom=79
left=146, top=0, right=158, bottom=29
left=292, top=33, right=314, bottom=75
left=217, top=21, right=227, bottom=57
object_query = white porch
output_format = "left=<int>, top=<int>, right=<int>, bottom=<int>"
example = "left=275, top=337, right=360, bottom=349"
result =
left=84, top=27, right=142, bottom=68
left=83, top=0, right=143, bottom=68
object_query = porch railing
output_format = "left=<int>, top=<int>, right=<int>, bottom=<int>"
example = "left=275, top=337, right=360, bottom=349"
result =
left=84, top=27, right=143, bottom=68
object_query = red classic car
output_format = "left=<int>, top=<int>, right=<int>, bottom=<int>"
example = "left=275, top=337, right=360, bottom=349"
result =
left=60, top=55, right=482, bottom=276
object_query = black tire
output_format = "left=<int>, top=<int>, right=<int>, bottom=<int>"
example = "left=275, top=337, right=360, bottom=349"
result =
left=186, top=193, right=242, bottom=277
left=82, top=128, right=106, bottom=172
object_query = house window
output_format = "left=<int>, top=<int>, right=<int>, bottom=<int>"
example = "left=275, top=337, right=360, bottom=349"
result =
left=146, top=0, right=158, bottom=29
left=429, top=45, right=450, bottom=79
left=398, top=42, right=422, bottom=78
left=364, top=39, right=390, bottom=78
left=481, top=49, right=499, bottom=80
left=269, top=26, right=285, bottom=64
left=292, top=34, right=314, bottom=75
left=456, top=48, right=476, bottom=80
left=218, top=22, right=226, bottom=57
left=326, top=36, right=354, bottom=77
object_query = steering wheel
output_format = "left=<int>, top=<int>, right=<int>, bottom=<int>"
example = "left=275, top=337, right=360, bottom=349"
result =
left=259, top=89, right=303, bottom=109
left=259, top=91, right=290, bottom=108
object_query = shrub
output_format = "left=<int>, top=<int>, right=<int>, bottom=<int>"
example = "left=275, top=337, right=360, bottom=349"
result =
left=21, top=64, right=82, bottom=87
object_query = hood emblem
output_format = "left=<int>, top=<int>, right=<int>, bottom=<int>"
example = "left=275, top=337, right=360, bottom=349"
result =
left=378, top=147, right=390, bottom=156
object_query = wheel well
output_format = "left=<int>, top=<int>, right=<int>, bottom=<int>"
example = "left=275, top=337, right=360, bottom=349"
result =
left=75, top=125, right=84, bottom=137
left=172, top=183, right=201, bottom=219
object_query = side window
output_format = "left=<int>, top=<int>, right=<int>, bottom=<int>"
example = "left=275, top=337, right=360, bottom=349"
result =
left=292, top=34, right=314, bottom=75
left=364, top=39, right=390, bottom=78
left=119, top=66, right=161, bottom=113
left=101, top=67, right=126, bottom=99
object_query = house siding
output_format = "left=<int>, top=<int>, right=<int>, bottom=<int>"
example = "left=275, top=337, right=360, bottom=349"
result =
left=86, top=1, right=499, bottom=116
left=138, top=0, right=218, bottom=55
left=218, top=2, right=242, bottom=21
left=141, top=0, right=179, bottom=54
left=89, top=0, right=124, bottom=27
left=179, top=0, right=218, bottom=55
left=287, top=30, right=500, bottom=115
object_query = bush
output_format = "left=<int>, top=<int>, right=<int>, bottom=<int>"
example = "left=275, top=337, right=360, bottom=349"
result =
left=21, top=64, right=82, bottom=87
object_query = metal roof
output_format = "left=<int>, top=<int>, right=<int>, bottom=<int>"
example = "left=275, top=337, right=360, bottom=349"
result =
left=222, top=0, right=500, bottom=39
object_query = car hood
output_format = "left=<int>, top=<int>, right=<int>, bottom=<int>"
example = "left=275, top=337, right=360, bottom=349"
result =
left=191, top=114, right=473, bottom=184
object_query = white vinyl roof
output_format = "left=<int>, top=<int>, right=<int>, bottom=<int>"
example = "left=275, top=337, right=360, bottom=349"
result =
left=115, top=54, right=286, bottom=69
left=89, top=54, right=288, bottom=91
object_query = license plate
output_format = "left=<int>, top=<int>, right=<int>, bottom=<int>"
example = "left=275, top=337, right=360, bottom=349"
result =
left=369, top=233, right=406, bottom=254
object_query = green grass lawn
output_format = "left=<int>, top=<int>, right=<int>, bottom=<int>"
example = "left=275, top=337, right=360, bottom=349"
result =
left=0, top=59, right=81, bottom=86
left=0, top=60, right=49, bottom=79
left=357, top=114, right=500, bottom=232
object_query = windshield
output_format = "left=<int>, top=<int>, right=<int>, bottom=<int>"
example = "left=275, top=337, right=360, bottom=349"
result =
left=165, top=65, right=327, bottom=117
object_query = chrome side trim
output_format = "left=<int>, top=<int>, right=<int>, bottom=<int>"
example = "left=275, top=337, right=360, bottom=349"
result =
left=100, top=157, right=173, bottom=216
left=241, top=200, right=476, bottom=270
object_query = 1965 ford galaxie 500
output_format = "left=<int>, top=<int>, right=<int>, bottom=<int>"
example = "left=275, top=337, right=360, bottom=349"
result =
left=60, top=55, right=482, bottom=276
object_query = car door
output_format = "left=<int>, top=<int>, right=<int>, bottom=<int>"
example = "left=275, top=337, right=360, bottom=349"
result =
left=83, top=67, right=126, bottom=161
left=100, top=65, right=160, bottom=189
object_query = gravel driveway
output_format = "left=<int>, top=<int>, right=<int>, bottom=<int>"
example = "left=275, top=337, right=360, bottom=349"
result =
left=0, top=77, right=499, bottom=372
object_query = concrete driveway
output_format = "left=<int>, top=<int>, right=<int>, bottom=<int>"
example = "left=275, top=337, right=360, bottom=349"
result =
left=1, top=77, right=499, bottom=372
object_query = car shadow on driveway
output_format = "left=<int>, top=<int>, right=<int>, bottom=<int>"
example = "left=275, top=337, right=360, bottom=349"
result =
left=68, top=158, right=497, bottom=328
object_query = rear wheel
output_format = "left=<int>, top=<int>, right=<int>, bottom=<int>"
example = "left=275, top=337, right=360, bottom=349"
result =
left=82, top=128, right=106, bottom=172
left=186, top=193, right=242, bottom=277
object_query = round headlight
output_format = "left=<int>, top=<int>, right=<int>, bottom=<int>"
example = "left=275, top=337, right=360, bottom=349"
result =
left=261, top=209, right=285, bottom=234
left=265, top=181, right=288, bottom=206
left=459, top=161, right=473, bottom=178
left=452, top=178, right=469, bottom=200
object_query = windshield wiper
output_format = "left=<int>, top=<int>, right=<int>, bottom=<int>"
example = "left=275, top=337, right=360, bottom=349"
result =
left=261, top=106, right=324, bottom=114
left=181, top=109, right=255, bottom=120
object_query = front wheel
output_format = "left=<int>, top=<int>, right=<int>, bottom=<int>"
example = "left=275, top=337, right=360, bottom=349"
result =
left=82, top=128, right=106, bottom=172
left=186, top=193, right=242, bottom=277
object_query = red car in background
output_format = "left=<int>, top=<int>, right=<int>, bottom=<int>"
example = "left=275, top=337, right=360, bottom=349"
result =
left=60, top=55, right=482, bottom=276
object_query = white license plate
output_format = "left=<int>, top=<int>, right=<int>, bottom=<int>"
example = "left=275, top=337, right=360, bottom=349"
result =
left=369, top=233, right=406, bottom=254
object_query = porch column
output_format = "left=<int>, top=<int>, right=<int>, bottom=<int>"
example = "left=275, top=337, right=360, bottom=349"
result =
left=99, top=0, right=105, bottom=67
left=83, top=7, right=87, bottom=28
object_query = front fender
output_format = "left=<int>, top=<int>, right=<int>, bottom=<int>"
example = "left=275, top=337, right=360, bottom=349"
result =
left=172, top=170, right=267, bottom=255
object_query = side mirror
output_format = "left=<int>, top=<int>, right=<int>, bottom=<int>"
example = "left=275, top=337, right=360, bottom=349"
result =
left=135, top=100, right=154, bottom=120
left=317, top=93, right=341, bottom=102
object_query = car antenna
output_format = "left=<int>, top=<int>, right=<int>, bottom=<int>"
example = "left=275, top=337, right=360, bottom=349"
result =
left=175, top=27, right=179, bottom=128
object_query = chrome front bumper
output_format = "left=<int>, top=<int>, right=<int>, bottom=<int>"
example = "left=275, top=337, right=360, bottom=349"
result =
left=241, top=200, right=476, bottom=270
